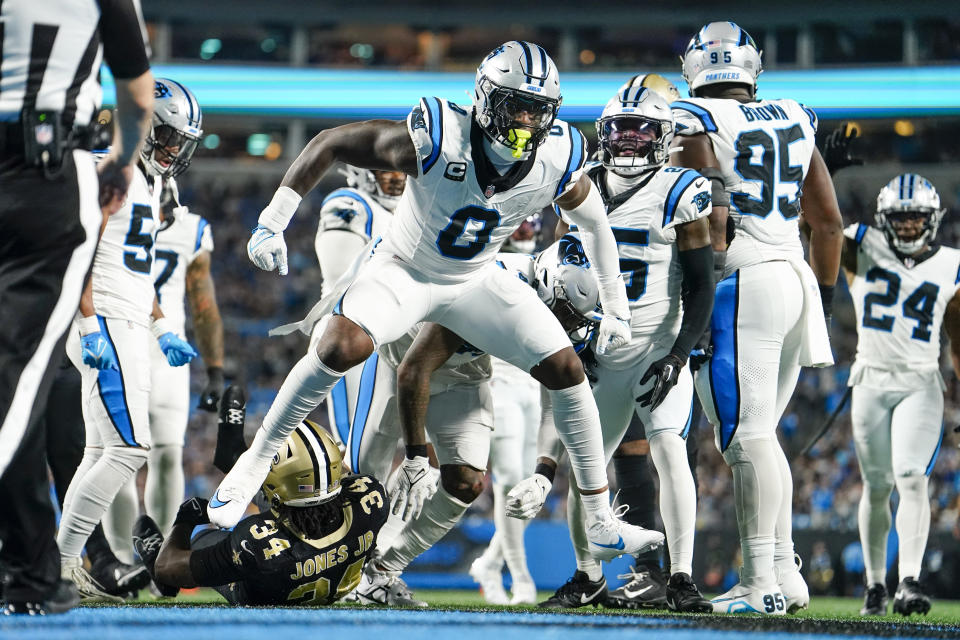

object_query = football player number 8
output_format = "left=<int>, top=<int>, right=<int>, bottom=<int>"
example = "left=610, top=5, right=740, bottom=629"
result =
left=437, top=206, right=500, bottom=260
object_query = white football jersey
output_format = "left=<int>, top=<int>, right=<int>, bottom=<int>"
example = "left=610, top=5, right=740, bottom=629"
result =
left=317, top=187, right=394, bottom=242
left=672, top=96, right=818, bottom=273
left=574, top=165, right=711, bottom=369
left=846, top=223, right=960, bottom=376
left=385, top=97, right=587, bottom=284
left=152, top=208, right=214, bottom=333
left=91, top=166, right=161, bottom=325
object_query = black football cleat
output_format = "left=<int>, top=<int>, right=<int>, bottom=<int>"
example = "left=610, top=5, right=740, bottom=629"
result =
left=88, top=557, right=151, bottom=599
left=214, top=385, right=247, bottom=474
left=132, top=515, right=179, bottom=598
left=2, top=579, right=79, bottom=615
left=893, top=578, right=931, bottom=617
left=605, top=565, right=667, bottom=609
left=538, top=571, right=607, bottom=609
left=860, top=583, right=888, bottom=616
left=665, top=572, right=712, bottom=613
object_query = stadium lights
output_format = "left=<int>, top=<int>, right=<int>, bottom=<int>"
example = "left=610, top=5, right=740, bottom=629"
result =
left=101, top=64, right=960, bottom=120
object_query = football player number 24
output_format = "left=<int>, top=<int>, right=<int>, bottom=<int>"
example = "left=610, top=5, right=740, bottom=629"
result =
left=862, top=266, right=938, bottom=342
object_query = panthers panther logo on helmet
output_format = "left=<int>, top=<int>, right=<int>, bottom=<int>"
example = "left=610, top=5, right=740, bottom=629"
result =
left=140, top=78, right=203, bottom=179
left=875, top=173, right=946, bottom=255
left=474, top=41, right=562, bottom=163
left=534, top=235, right=603, bottom=334
left=681, top=22, right=763, bottom=96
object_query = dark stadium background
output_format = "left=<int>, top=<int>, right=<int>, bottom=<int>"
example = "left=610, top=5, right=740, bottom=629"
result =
left=100, top=0, right=960, bottom=598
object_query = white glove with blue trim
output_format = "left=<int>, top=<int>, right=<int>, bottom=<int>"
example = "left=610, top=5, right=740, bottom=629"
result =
left=247, top=186, right=303, bottom=276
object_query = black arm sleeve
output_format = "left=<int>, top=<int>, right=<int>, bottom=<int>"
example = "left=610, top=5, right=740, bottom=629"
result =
left=188, top=536, right=248, bottom=587
left=98, top=0, right=151, bottom=79
left=671, top=244, right=715, bottom=361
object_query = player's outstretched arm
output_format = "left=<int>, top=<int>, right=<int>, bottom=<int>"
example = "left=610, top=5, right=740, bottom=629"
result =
left=186, top=251, right=225, bottom=411
left=944, top=291, right=960, bottom=380
left=249, top=120, right=419, bottom=276
left=391, top=323, right=463, bottom=520
left=556, top=176, right=630, bottom=355
left=799, top=147, right=844, bottom=319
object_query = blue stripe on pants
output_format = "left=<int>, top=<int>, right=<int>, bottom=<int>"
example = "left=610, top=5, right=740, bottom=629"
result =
left=96, top=317, right=139, bottom=447
left=350, top=353, right=379, bottom=473
left=709, top=271, right=740, bottom=452
left=925, top=427, right=944, bottom=475
left=330, top=378, right=351, bottom=446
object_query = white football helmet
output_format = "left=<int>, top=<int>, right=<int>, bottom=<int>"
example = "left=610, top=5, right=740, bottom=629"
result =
left=534, top=234, right=603, bottom=334
left=617, top=73, right=682, bottom=104
left=875, top=173, right=945, bottom=254
left=141, top=78, right=203, bottom=179
left=339, top=165, right=406, bottom=211
left=596, top=87, right=674, bottom=175
left=681, top=22, right=763, bottom=96
left=474, top=41, right=562, bottom=162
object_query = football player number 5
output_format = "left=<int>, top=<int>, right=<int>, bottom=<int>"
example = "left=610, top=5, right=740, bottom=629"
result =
left=437, top=206, right=500, bottom=260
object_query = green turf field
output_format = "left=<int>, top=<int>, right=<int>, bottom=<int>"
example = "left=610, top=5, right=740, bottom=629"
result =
left=137, top=587, right=960, bottom=627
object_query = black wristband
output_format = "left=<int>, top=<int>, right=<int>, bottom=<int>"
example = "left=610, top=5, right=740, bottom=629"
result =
left=405, top=444, right=428, bottom=459
left=534, top=462, right=556, bottom=484
left=819, top=283, right=836, bottom=317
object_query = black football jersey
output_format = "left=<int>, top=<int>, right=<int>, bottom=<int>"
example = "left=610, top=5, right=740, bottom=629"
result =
left=190, top=474, right=388, bottom=605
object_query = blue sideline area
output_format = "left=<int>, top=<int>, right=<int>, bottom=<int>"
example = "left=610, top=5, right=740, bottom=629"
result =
left=405, top=518, right=635, bottom=591
left=0, top=607, right=924, bottom=640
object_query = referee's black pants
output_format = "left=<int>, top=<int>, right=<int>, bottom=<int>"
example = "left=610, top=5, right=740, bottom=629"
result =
left=0, top=150, right=99, bottom=601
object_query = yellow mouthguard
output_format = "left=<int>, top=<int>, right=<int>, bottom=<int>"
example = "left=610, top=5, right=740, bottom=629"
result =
left=507, top=128, right=532, bottom=158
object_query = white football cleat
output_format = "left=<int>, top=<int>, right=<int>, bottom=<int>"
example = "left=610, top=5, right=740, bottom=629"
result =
left=207, top=449, right=270, bottom=528
left=356, top=563, right=427, bottom=607
left=711, top=581, right=787, bottom=615
left=586, top=507, right=664, bottom=562
left=777, top=554, right=810, bottom=613
left=509, top=576, right=538, bottom=605
left=468, top=557, right=509, bottom=605
left=61, top=557, right=123, bottom=603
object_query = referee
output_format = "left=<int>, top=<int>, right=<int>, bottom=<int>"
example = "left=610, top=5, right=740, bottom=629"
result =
left=0, top=0, right=153, bottom=614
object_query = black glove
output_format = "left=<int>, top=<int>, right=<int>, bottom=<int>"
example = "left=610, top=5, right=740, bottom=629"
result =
left=821, top=122, right=863, bottom=175
left=578, top=346, right=599, bottom=385
left=174, top=497, right=210, bottom=527
left=637, top=354, right=685, bottom=411
left=197, top=366, right=224, bottom=412
left=689, top=326, right=713, bottom=374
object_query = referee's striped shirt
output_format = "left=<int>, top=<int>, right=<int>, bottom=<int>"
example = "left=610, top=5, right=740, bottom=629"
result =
left=0, top=0, right=150, bottom=130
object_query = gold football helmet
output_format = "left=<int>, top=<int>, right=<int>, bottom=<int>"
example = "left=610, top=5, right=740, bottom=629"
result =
left=262, top=420, right=344, bottom=508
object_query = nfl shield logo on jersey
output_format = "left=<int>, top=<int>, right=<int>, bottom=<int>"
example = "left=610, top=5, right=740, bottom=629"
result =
left=485, top=185, right=496, bottom=198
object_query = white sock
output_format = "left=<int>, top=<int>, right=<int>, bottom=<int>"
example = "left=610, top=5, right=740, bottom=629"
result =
left=858, top=478, right=893, bottom=585
left=252, top=348, right=345, bottom=464
left=576, top=558, right=603, bottom=581
left=895, top=474, right=930, bottom=581
left=723, top=436, right=780, bottom=587
left=379, top=487, right=470, bottom=573
left=103, top=475, right=138, bottom=564
left=477, top=530, right=503, bottom=570
left=649, top=433, right=696, bottom=577
left=492, top=481, right=532, bottom=584
left=773, top=441, right=797, bottom=574
left=548, top=380, right=607, bottom=492
left=57, top=446, right=147, bottom=560
left=145, top=444, right=184, bottom=536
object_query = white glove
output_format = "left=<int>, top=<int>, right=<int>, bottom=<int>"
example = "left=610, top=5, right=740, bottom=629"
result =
left=247, top=225, right=288, bottom=275
left=505, top=473, right=552, bottom=520
left=389, top=456, right=434, bottom=522
left=595, top=314, right=631, bottom=356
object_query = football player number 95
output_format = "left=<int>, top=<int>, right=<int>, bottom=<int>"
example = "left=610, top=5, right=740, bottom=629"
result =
left=436, top=206, right=501, bottom=260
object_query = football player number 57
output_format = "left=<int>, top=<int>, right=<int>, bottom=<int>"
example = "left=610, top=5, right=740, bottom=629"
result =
left=437, top=206, right=500, bottom=260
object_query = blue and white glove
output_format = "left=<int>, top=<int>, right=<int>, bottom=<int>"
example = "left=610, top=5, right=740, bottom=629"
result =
left=247, top=225, right=288, bottom=275
left=79, top=316, right=118, bottom=371
left=595, top=314, right=631, bottom=356
left=152, top=318, right=198, bottom=367
left=247, top=187, right=302, bottom=276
